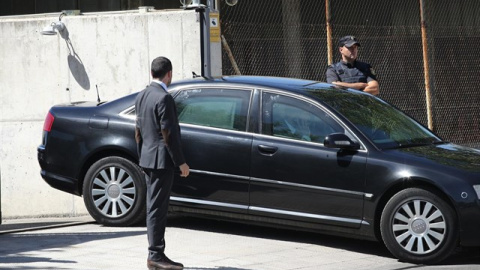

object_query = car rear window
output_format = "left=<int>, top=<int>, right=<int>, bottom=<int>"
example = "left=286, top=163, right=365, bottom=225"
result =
left=175, top=88, right=251, bottom=131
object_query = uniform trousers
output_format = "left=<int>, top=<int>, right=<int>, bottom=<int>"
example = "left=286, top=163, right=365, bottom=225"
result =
left=143, top=167, right=174, bottom=261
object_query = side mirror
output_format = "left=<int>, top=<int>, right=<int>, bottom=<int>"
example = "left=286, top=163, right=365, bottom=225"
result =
left=324, top=133, right=360, bottom=150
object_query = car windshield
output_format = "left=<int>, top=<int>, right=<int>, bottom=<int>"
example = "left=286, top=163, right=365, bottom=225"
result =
left=309, top=89, right=442, bottom=149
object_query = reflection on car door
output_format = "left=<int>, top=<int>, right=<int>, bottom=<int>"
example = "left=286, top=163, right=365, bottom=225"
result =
left=250, top=91, right=367, bottom=228
left=171, top=87, right=253, bottom=214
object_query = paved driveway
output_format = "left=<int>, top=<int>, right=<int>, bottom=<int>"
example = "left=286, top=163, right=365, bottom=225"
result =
left=0, top=216, right=479, bottom=270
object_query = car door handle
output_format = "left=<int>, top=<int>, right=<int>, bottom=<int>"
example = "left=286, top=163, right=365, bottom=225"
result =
left=258, top=145, right=278, bottom=155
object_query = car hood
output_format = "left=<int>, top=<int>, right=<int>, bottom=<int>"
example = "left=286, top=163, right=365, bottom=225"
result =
left=394, top=143, right=480, bottom=173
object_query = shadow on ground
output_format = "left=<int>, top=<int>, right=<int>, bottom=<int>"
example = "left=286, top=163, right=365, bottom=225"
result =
left=167, top=215, right=480, bottom=267
left=0, top=230, right=145, bottom=266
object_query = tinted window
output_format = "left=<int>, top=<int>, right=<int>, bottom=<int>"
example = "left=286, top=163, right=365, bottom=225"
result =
left=261, top=92, right=344, bottom=143
left=310, top=90, right=441, bottom=149
left=174, top=88, right=251, bottom=131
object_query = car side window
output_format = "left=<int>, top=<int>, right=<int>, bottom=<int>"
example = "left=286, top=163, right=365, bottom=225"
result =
left=174, top=88, right=251, bottom=131
left=262, top=92, right=344, bottom=143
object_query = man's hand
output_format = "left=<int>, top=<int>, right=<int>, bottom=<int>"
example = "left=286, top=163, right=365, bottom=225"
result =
left=135, top=127, right=142, bottom=158
left=179, top=163, right=190, bottom=177
left=364, top=80, right=379, bottom=95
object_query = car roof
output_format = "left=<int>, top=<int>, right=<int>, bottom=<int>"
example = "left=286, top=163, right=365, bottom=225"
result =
left=171, top=75, right=335, bottom=95
left=109, top=75, right=363, bottom=112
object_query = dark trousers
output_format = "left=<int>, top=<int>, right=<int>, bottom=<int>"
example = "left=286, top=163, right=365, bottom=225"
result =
left=143, top=167, right=174, bottom=261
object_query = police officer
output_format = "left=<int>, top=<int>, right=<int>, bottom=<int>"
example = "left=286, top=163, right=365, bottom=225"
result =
left=326, top=35, right=379, bottom=95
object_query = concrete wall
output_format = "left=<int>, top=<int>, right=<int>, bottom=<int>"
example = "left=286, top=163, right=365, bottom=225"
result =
left=0, top=9, right=220, bottom=219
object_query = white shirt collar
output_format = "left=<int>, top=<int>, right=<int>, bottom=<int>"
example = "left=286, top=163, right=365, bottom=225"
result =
left=151, top=80, right=168, bottom=92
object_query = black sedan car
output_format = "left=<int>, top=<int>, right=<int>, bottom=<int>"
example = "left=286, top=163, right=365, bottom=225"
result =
left=38, top=76, right=480, bottom=264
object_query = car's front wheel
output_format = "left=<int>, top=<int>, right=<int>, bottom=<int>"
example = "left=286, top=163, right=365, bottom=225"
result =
left=83, top=156, right=146, bottom=226
left=380, top=188, right=458, bottom=264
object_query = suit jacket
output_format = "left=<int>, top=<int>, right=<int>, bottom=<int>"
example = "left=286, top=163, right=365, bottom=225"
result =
left=135, top=82, right=185, bottom=169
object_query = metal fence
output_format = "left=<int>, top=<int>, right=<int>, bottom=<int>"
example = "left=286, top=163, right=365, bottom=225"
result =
left=220, top=0, right=480, bottom=148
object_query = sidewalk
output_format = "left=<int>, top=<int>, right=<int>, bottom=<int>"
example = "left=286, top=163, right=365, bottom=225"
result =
left=0, top=215, right=479, bottom=270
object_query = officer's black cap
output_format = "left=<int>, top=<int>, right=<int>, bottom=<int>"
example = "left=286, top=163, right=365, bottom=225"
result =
left=339, top=35, right=360, bottom=48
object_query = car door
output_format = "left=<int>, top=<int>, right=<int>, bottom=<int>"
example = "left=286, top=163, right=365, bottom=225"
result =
left=170, top=87, right=253, bottom=214
left=249, top=90, right=367, bottom=228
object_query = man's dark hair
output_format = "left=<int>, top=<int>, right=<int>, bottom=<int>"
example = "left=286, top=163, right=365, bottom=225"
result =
left=151, top=56, right=172, bottom=79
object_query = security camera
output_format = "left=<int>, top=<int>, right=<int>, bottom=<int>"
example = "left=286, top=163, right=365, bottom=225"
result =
left=225, top=0, right=239, bottom=6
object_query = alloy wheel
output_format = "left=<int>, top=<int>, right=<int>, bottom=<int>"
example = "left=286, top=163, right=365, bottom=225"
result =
left=91, top=165, right=137, bottom=218
left=391, top=199, right=446, bottom=254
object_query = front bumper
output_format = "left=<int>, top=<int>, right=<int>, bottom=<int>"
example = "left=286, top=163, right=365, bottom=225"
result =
left=458, top=200, right=480, bottom=246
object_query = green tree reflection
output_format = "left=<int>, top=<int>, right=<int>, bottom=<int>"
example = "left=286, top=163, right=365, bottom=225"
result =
left=308, top=89, right=440, bottom=149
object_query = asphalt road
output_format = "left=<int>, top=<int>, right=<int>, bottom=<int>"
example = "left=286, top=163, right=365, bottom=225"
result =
left=0, top=215, right=479, bottom=270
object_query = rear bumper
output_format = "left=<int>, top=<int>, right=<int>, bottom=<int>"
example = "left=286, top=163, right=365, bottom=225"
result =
left=40, top=170, right=81, bottom=196
left=38, top=146, right=81, bottom=196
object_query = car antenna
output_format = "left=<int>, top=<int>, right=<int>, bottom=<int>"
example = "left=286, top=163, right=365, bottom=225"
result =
left=96, top=84, right=101, bottom=103
left=192, top=71, right=210, bottom=80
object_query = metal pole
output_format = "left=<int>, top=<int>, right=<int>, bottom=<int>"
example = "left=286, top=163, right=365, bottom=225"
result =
left=419, top=0, right=434, bottom=130
left=198, top=8, right=206, bottom=77
left=0, top=166, right=2, bottom=224
left=197, top=6, right=212, bottom=78
left=204, top=6, right=211, bottom=78
left=208, top=0, right=217, bottom=11
left=221, top=35, right=241, bottom=75
left=282, top=0, right=302, bottom=78
left=325, top=0, right=333, bottom=65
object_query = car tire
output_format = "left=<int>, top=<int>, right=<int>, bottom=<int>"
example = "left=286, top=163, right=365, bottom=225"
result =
left=380, top=188, right=458, bottom=264
left=83, top=156, right=146, bottom=226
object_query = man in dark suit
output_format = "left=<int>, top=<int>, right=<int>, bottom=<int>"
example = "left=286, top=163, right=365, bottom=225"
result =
left=135, top=56, right=190, bottom=270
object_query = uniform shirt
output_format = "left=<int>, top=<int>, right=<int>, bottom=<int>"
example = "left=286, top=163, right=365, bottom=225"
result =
left=326, top=60, right=377, bottom=84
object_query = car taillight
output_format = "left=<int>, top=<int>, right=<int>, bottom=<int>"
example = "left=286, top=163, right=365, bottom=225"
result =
left=43, top=112, right=54, bottom=132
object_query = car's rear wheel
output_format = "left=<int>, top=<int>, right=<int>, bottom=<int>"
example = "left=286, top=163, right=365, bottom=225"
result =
left=83, top=156, right=146, bottom=226
left=380, top=188, right=458, bottom=264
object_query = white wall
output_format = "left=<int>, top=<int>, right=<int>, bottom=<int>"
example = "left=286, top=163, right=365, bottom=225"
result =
left=0, top=9, right=219, bottom=219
